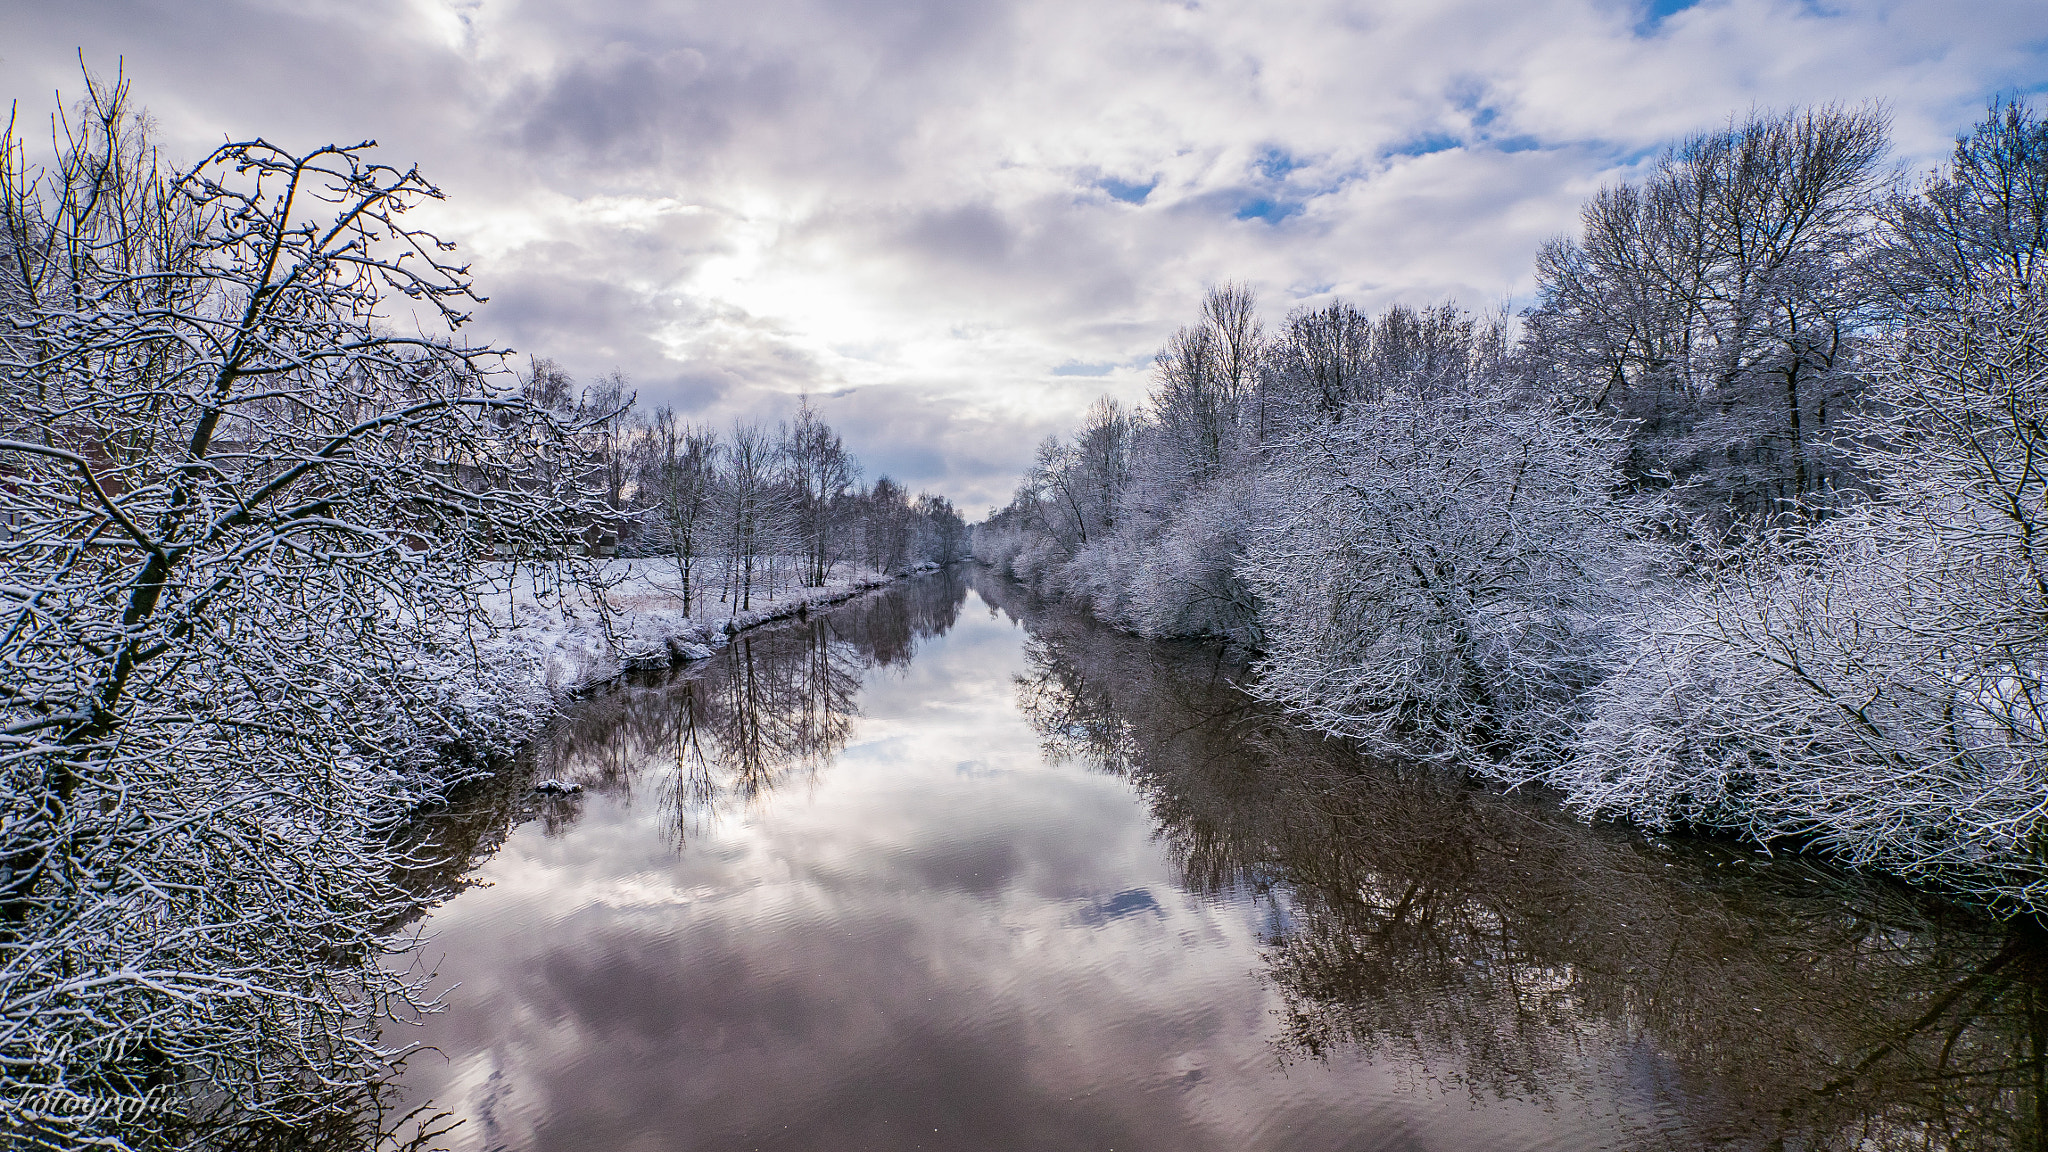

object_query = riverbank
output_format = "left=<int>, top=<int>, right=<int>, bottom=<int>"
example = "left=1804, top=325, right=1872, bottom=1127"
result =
left=494, top=558, right=938, bottom=691
left=965, top=561, right=2048, bottom=921
left=414, top=559, right=939, bottom=795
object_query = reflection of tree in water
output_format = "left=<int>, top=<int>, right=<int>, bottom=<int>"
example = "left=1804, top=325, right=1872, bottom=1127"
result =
left=345, top=573, right=970, bottom=1149
left=667, top=622, right=866, bottom=828
left=396, top=571, right=965, bottom=902
left=983, top=568, right=2048, bottom=1151
left=516, top=568, right=967, bottom=844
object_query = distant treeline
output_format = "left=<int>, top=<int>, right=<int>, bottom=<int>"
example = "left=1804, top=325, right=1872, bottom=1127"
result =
left=977, top=101, right=2048, bottom=914
left=518, top=361, right=967, bottom=613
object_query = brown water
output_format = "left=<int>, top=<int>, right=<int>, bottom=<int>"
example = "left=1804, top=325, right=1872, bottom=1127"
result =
left=386, top=569, right=2048, bottom=1151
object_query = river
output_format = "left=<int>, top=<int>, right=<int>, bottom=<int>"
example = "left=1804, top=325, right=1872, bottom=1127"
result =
left=382, top=569, right=2046, bottom=1151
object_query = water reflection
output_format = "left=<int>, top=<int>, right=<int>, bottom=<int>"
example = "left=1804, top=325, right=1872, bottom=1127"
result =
left=403, top=571, right=967, bottom=871
left=986, top=570, right=2048, bottom=1151
left=378, top=570, right=2048, bottom=1152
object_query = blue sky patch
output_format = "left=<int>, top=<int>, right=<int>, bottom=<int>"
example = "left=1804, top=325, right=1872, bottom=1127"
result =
left=1446, top=77, right=1500, bottom=126
left=1386, top=131, right=1463, bottom=159
left=1636, top=0, right=1704, bottom=34
left=1235, top=197, right=1305, bottom=223
left=1097, top=176, right=1156, bottom=204
left=1252, top=146, right=1306, bottom=181
left=1076, top=888, right=1163, bottom=926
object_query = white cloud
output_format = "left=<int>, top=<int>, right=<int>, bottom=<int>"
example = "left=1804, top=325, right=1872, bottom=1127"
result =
left=3, top=0, right=2043, bottom=503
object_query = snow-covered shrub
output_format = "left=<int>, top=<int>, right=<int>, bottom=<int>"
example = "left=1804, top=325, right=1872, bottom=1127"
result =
left=1061, top=533, right=1142, bottom=626
left=970, top=521, right=1033, bottom=577
left=1562, top=286, right=2048, bottom=909
left=1242, top=392, right=1650, bottom=769
left=1007, top=531, right=1069, bottom=588
left=1124, top=473, right=1263, bottom=644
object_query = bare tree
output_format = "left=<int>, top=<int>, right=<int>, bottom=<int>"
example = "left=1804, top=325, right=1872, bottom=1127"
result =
left=1147, top=283, right=1265, bottom=488
left=1269, top=300, right=1491, bottom=422
left=861, top=475, right=914, bottom=574
left=522, top=354, right=576, bottom=414
left=1268, top=300, right=1372, bottom=420
left=780, top=396, right=858, bottom=587
left=642, top=408, right=718, bottom=612
left=1878, top=97, right=2048, bottom=311
left=1525, top=105, right=1890, bottom=520
left=717, top=420, right=784, bottom=612
left=579, top=368, right=636, bottom=525
left=912, top=492, right=968, bottom=564
left=1029, top=434, right=1092, bottom=548
left=1204, top=280, right=1265, bottom=438
left=1073, top=397, right=1134, bottom=538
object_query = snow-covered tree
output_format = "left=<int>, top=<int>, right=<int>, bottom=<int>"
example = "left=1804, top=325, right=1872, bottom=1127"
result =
left=974, top=98, right=2048, bottom=914
left=1524, top=106, right=1890, bottom=523
left=781, top=396, right=859, bottom=587
left=1243, top=391, right=1649, bottom=767
left=0, top=70, right=598, bottom=1144
left=910, top=491, right=969, bottom=565
left=1142, top=283, right=1263, bottom=492
left=640, top=408, right=719, bottom=611
left=1877, top=98, right=2048, bottom=313
left=713, top=419, right=789, bottom=611
left=1561, top=283, right=2048, bottom=910
left=984, top=291, right=1534, bottom=651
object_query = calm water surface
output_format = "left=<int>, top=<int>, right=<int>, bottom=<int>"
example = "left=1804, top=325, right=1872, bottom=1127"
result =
left=388, top=570, right=2047, bottom=1151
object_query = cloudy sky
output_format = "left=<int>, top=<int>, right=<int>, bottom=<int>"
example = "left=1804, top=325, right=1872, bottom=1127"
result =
left=2, top=0, right=2044, bottom=510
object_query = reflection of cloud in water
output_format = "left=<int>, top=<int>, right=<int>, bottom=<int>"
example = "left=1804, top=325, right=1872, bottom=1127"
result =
left=391, top=567, right=2048, bottom=1152
left=984, top=568, right=2048, bottom=1151
left=395, top=571, right=1638, bottom=1151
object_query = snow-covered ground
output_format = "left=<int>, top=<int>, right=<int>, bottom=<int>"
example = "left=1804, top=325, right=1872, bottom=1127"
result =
left=409, top=558, right=937, bottom=791
left=478, top=558, right=927, bottom=698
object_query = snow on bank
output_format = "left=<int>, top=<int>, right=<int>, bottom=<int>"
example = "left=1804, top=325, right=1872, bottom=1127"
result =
left=487, top=559, right=926, bottom=694
left=412, top=559, right=935, bottom=789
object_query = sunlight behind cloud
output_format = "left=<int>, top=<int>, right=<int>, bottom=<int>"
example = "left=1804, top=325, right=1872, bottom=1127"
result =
left=4, top=0, right=2043, bottom=507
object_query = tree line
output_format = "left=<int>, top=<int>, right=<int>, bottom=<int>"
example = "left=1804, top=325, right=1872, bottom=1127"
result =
left=527, top=358, right=967, bottom=616
left=978, top=100, right=2048, bottom=915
